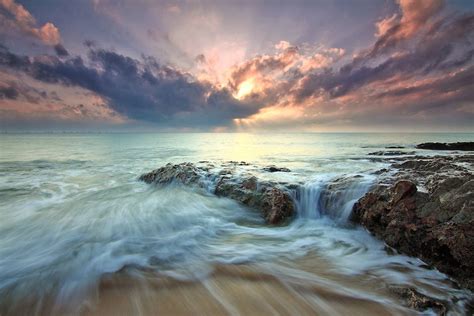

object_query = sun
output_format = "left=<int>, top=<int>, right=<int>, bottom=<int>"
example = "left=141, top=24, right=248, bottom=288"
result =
left=234, top=79, right=254, bottom=100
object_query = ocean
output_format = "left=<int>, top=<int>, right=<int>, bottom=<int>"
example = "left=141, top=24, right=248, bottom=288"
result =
left=0, top=132, right=472, bottom=315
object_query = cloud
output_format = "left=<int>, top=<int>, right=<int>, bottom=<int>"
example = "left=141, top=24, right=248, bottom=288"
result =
left=294, top=10, right=474, bottom=101
left=230, top=0, right=473, bottom=131
left=228, top=45, right=299, bottom=93
left=225, top=42, right=347, bottom=106
left=167, top=5, right=181, bottom=14
left=54, top=44, right=69, bottom=57
left=275, top=40, right=291, bottom=50
left=368, top=0, right=444, bottom=58
left=0, top=44, right=261, bottom=128
left=0, top=0, right=472, bottom=131
left=0, top=68, right=127, bottom=129
left=0, top=0, right=61, bottom=45
left=375, top=65, right=474, bottom=101
left=0, top=84, right=18, bottom=99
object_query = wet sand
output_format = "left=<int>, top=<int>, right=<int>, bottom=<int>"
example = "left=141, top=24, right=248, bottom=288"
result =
left=85, top=264, right=412, bottom=316
left=3, top=251, right=470, bottom=316
left=77, top=251, right=425, bottom=316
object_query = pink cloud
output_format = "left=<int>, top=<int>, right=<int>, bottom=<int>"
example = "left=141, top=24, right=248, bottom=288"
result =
left=375, top=0, right=444, bottom=41
left=0, top=0, right=61, bottom=45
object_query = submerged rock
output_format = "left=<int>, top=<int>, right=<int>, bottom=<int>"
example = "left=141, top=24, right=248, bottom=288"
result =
left=416, top=142, right=474, bottom=151
left=388, top=287, right=447, bottom=314
left=140, top=162, right=295, bottom=224
left=352, top=155, right=474, bottom=290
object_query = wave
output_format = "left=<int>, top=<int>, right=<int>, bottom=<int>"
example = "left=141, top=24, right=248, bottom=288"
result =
left=0, top=166, right=471, bottom=314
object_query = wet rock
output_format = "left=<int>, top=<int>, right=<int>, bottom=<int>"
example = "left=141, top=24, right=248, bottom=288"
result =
left=391, top=180, right=417, bottom=204
left=373, top=168, right=389, bottom=175
left=262, top=165, right=291, bottom=172
left=226, top=161, right=250, bottom=166
left=389, top=287, right=447, bottom=314
left=138, top=162, right=202, bottom=185
left=261, top=188, right=295, bottom=224
left=352, top=155, right=474, bottom=290
left=416, top=142, right=474, bottom=151
left=368, top=151, right=415, bottom=156
left=140, top=162, right=295, bottom=225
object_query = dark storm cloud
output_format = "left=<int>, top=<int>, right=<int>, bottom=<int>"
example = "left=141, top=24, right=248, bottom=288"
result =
left=0, top=80, right=49, bottom=103
left=0, top=85, right=19, bottom=99
left=0, top=45, right=30, bottom=69
left=54, top=44, right=69, bottom=57
left=0, top=45, right=260, bottom=126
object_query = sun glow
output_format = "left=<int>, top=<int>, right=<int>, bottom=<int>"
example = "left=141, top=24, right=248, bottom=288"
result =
left=234, top=79, right=254, bottom=100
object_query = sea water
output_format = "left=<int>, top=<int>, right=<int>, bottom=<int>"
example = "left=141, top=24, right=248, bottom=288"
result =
left=0, top=133, right=472, bottom=314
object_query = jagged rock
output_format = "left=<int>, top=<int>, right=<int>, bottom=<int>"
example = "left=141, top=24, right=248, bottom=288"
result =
left=261, top=188, right=295, bottom=223
left=140, top=162, right=295, bottom=225
left=416, top=142, right=474, bottom=151
left=139, top=163, right=202, bottom=185
left=263, top=165, right=291, bottom=172
left=352, top=155, right=474, bottom=290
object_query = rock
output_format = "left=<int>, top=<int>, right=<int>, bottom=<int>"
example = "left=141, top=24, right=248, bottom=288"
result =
left=389, top=287, right=447, bottom=314
left=261, top=188, right=295, bottom=224
left=391, top=180, right=417, bottom=204
left=386, top=146, right=405, bottom=149
left=263, top=165, right=291, bottom=172
left=416, top=142, right=474, bottom=151
left=140, top=162, right=295, bottom=225
left=138, top=162, right=202, bottom=185
left=352, top=155, right=474, bottom=290
left=368, top=151, right=415, bottom=156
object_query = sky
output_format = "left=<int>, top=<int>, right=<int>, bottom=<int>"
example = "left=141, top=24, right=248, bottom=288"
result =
left=0, top=0, right=473, bottom=132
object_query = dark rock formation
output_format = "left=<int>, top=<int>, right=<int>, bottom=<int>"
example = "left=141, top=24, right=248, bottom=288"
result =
left=416, top=142, right=474, bottom=151
left=368, top=151, right=415, bottom=156
left=352, top=155, right=474, bottom=290
left=262, top=165, right=291, bottom=172
left=386, top=146, right=405, bottom=149
left=140, top=162, right=295, bottom=224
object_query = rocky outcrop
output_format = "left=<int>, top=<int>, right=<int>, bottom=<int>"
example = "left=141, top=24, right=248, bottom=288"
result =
left=139, top=162, right=203, bottom=185
left=416, top=142, right=474, bottom=151
left=140, top=156, right=474, bottom=294
left=352, top=155, right=474, bottom=290
left=262, top=165, right=291, bottom=172
left=140, top=162, right=295, bottom=224
left=368, top=151, right=415, bottom=156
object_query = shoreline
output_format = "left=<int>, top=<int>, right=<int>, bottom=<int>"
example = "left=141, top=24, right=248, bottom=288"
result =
left=137, top=145, right=474, bottom=313
left=1, top=141, right=472, bottom=315
left=3, top=258, right=431, bottom=316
